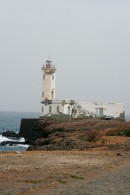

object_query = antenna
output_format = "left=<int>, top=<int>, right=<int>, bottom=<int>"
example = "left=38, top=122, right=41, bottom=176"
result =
left=48, top=55, right=52, bottom=61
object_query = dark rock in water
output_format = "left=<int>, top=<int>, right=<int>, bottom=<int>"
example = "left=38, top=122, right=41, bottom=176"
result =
left=0, top=141, right=27, bottom=146
left=2, top=131, right=19, bottom=138
left=0, top=141, right=32, bottom=146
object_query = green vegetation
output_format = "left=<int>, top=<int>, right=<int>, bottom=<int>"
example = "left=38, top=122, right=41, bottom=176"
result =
left=118, top=127, right=130, bottom=137
left=57, top=178, right=66, bottom=184
left=108, top=127, right=130, bottom=137
left=70, top=174, right=84, bottom=179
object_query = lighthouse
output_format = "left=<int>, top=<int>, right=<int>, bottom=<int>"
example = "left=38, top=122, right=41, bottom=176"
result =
left=40, top=57, right=125, bottom=120
left=41, top=57, right=56, bottom=102
left=40, top=57, right=74, bottom=117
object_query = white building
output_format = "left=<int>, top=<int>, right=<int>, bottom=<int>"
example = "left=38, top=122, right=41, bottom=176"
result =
left=75, top=102, right=125, bottom=120
left=40, top=58, right=125, bottom=121
left=41, top=99, right=74, bottom=117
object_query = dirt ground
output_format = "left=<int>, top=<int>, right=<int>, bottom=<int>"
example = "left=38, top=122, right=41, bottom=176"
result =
left=0, top=136, right=130, bottom=195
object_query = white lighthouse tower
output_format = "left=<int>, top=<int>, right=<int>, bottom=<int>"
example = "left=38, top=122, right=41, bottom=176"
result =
left=40, top=57, right=74, bottom=117
left=41, top=57, right=56, bottom=102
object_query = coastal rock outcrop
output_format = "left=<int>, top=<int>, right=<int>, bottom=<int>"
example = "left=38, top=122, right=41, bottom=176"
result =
left=8, top=117, right=129, bottom=151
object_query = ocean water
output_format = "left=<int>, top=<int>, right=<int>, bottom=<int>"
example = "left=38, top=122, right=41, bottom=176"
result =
left=0, top=111, right=39, bottom=152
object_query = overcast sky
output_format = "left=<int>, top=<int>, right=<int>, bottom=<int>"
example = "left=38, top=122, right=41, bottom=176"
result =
left=0, top=0, right=130, bottom=114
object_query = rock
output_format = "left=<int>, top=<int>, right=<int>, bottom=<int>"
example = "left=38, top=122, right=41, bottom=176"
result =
left=0, top=141, right=27, bottom=146
left=2, top=131, right=19, bottom=138
left=117, top=152, right=122, bottom=156
left=27, top=137, right=84, bottom=151
left=16, top=151, right=21, bottom=154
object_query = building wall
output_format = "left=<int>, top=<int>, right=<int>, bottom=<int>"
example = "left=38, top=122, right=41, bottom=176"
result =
left=78, top=102, right=125, bottom=119
left=43, top=74, right=51, bottom=99
left=41, top=101, right=63, bottom=116
left=40, top=100, right=125, bottom=120
left=64, top=104, right=73, bottom=115
left=41, top=101, right=74, bottom=116
left=42, top=73, right=56, bottom=101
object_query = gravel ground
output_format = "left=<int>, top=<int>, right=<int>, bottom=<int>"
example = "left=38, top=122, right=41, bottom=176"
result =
left=0, top=143, right=130, bottom=195
left=46, top=165, right=130, bottom=195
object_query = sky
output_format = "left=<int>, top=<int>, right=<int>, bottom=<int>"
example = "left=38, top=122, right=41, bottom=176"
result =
left=0, top=0, right=130, bottom=114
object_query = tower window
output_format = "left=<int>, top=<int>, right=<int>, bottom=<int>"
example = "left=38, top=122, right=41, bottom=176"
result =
left=42, top=92, right=44, bottom=97
left=52, top=75, right=54, bottom=80
left=42, top=106, right=44, bottom=113
left=49, top=106, right=52, bottom=113
left=43, top=75, right=45, bottom=79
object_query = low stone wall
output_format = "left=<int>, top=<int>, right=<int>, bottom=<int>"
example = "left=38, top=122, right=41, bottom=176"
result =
left=51, top=114, right=71, bottom=121
left=19, top=119, right=45, bottom=142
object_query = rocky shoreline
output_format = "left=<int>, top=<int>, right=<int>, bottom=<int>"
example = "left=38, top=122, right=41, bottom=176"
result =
left=0, top=130, right=32, bottom=147
left=1, top=118, right=130, bottom=151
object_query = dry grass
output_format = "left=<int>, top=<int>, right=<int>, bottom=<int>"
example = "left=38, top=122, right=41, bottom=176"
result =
left=23, top=179, right=45, bottom=184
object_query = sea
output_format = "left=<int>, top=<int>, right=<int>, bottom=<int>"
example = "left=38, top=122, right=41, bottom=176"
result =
left=0, top=111, right=39, bottom=152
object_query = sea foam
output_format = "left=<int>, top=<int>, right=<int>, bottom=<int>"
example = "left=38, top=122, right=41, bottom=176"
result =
left=18, top=137, right=25, bottom=142
left=0, top=134, right=12, bottom=143
left=18, top=144, right=29, bottom=148
left=0, top=134, right=25, bottom=143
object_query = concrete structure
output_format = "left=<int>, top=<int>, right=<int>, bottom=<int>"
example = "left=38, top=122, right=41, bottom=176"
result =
left=40, top=58, right=125, bottom=121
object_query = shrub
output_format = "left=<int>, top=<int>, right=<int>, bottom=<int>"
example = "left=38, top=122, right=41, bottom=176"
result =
left=51, top=127, right=65, bottom=133
left=42, top=130, right=50, bottom=138
left=44, top=138, right=52, bottom=145
left=122, top=128, right=130, bottom=136
left=57, top=178, right=66, bottom=184
left=105, top=128, right=121, bottom=136
left=70, top=175, right=84, bottom=179
left=106, top=127, right=130, bottom=137
left=83, top=130, right=101, bottom=142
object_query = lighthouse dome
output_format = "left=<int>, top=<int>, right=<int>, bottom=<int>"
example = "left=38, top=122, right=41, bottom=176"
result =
left=46, top=56, right=52, bottom=67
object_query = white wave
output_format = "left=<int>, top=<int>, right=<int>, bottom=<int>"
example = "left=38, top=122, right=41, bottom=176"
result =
left=17, top=144, right=29, bottom=148
left=0, top=134, right=12, bottom=143
left=0, top=135, right=25, bottom=143
left=18, top=137, right=25, bottom=142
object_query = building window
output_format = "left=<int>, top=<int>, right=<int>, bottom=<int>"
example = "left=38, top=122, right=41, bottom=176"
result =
left=68, top=106, right=70, bottom=115
left=42, top=91, right=44, bottom=97
left=43, top=75, right=45, bottom=79
left=49, top=106, right=52, bottom=113
left=57, top=106, right=60, bottom=113
left=52, top=75, right=54, bottom=80
left=42, top=106, right=44, bottom=113
left=52, top=91, right=54, bottom=100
